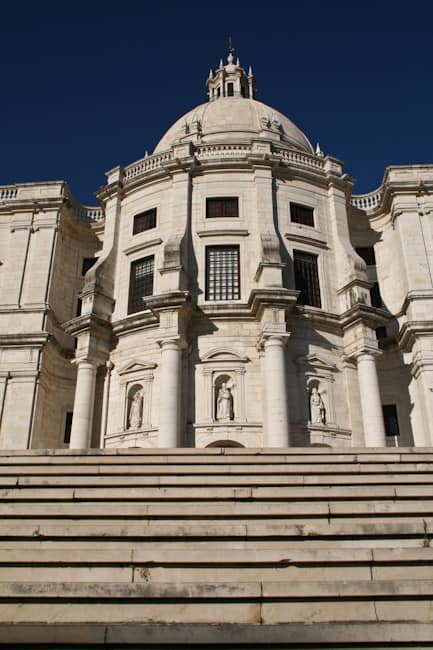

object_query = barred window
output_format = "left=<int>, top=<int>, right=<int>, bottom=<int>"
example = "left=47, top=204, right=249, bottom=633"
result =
left=206, top=197, right=238, bottom=218
left=206, top=246, right=240, bottom=301
left=294, top=250, right=321, bottom=308
left=128, top=256, right=154, bottom=314
left=133, top=208, right=157, bottom=235
left=290, top=203, right=314, bottom=227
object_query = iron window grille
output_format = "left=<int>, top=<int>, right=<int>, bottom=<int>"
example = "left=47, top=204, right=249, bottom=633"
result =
left=290, top=203, right=315, bottom=227
left=294, top=250, right=321, bottom=308
left=206, top=245, right=240, bottom=301
left=128, top=256, right=154, bottom=314
left=133, top=208, right=157, bottom=235
left=206, top=197, right=239, bottom=218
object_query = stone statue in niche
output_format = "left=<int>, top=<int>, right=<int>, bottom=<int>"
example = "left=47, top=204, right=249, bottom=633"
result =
left=216, top=382, right=233, bottom=421
left=128, top=388, right=143, bottom=429
left=310, top=386, right=326, bottom=425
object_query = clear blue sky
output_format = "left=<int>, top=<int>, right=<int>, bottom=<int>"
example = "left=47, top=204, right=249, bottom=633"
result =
left=1, top=0, right=432, bottom=204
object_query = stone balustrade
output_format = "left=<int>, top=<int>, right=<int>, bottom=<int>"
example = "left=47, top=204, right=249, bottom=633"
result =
left=71, top=204, right=105, bottom=223
left=278, top=148, right=326, bottom=171
left=0, top=182, right=104, bottom=224
left=195, top=143, right=253, bottom=159
left=351, top=188, right=383, bottom=211
left=124, top=151, right=174, bottom=181
left=0, top=186, right=18, bottom=200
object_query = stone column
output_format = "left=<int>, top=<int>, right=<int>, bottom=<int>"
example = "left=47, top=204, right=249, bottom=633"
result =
left=158, top=339, right=181, bottom=447
left=356, top=351, right=386, bottom=447
left=263, top=336, right=291, bottom=447
left=69, top=361, right=97, bottom=449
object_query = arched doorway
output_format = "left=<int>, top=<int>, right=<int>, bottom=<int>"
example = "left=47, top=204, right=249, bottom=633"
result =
left=205, top=440, right=245, bottom=448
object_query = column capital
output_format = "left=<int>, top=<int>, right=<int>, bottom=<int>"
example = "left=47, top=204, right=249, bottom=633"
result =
left=72, top=358, right=98, bottom=369
left=157, top=336, right=187, bottom=351
left=344, top=344, right=382, bottom=364
left=258, top=331, right=290, bottom=351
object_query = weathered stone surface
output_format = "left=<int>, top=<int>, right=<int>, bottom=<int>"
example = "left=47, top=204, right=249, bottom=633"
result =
left=1, top=448, right=433, bottom=646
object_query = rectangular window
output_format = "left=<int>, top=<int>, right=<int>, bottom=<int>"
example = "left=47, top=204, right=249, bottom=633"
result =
left=290, top=203, right=314, bottom=227
left=383, top=404, right=400, bottom=436
left=294, top=250, right=321, bottom=308
left=63, top=411, right=73, bottom=445
left=370, top=281, right=382, bottom=308
left=81, top=257, right=96, bottom=275
left=356, top=246, right=376, bottom=266
left=133, top=208, right=157, bottom=235
left=206, top=197, right=239, bottom=218
left=206, top=245, right=240, bottom=301
left=376, top=326, right=387, bottom=340
left=128, top=256, right=154, bottom=314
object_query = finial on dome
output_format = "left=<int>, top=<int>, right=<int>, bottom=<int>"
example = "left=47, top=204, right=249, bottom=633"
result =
left=236, top=57, right=240, bottom=66
left=315, top=142, right=325, bottom=158
left=227, top=51, right=234, bottom=65
left=248, top=65, right=253, bottom=77
left=218, top=58, right=223, bottom=69
left=208, top=68, right=213, bottom=80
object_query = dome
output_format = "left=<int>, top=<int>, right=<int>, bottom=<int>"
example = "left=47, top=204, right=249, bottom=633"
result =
left=153, top=97, right=314, bottom=154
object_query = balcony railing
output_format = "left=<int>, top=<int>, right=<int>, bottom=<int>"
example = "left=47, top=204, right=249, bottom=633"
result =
left=351, top=189, right=383, bottom=211
left=0, top=183, right=104, bottom=224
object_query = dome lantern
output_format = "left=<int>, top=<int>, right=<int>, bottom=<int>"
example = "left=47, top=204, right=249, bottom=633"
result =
left=206, top=50, right=255, bottom=101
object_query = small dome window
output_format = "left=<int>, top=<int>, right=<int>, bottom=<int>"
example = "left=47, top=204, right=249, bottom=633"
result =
left=227, top=82, right=234, bottom=97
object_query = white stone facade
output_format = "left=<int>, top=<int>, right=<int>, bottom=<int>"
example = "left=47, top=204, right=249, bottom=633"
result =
left=1, top=53, right=432, bottom=450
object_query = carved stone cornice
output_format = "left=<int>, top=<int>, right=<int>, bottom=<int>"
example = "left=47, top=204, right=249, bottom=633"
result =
left=340, top=303, right=390, bottom=331
left=0, top=333, right=49, bottom=347
left=62, top=313, right=112, bottom=340
left=144, top=290, right=192, bottom=314
left=112, top=311, right=159, bottom=337
left=398, top=320, right=433, bottom=352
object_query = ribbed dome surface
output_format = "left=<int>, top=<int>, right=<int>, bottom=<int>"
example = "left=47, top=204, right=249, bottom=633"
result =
left=154, top=97, right=313, bottom=154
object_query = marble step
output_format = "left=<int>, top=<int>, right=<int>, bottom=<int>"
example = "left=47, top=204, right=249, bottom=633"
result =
left=1, top=472, right=433, bottom=486
left=1, top=499, right=433, bottom=520
left=2, top=462, right=433, bottom=477
left=4, top=484, right=433, bottom=500
left=0, top=519, right=431, bottom=539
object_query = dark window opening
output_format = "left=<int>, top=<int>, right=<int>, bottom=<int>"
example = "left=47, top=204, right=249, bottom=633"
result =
left=206, top=197, right=239, bottom=218
left=206, top=245, right=240, bottom=301
left=227, top=82, right=234, bottom=96
left=290, top=203, right=314, bottom=227
left=376, top=326, right=387, bottom=340
left=217, top=87, right=221, bottom=97
left=128, top=256, right=154, bottom=314
left=383, top=404, right=400, bottom=436
left=294, top=250, right=321, bottom=308
left=356, top=246, right=376, bottom=266
left=81, top=257, right=96, bottom=275
left=64, top=411, right=73, bottom=445
left=133, top=208, right=157, bottom=235
left=370, top=282, right=382, bottom=308
left=76, top=297, right=82, bottom=318
left=241, top=85, right=246, bottom=97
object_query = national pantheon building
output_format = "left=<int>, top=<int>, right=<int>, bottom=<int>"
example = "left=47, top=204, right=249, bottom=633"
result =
left=1, top=52, right=432, bottom=451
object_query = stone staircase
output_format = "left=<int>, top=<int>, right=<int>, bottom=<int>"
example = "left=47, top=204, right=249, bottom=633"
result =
left=1, top=447, right=433, bottom=646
